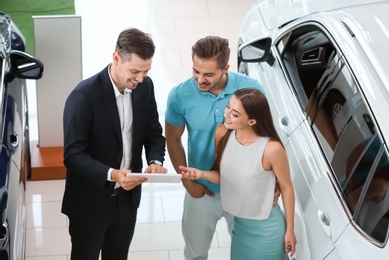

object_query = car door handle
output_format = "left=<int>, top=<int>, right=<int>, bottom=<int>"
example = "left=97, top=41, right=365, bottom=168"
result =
left=318, top=210, right=332, bottom=238
left=279, top=116, right=292, bottom=137
left=9, top=132, right=19, bottom=154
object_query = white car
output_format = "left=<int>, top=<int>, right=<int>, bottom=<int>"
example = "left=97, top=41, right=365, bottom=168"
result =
left=238, top=1, right=389, bottom=259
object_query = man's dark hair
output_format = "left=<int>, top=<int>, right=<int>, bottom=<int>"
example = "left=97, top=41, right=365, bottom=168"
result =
left=191, top=36, right=230, bottom=69
left=115, top=28, right=155, bottom=61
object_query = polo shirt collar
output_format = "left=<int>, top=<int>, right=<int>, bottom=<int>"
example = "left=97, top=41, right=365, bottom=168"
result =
left=217, top=71, right=235, bottom=99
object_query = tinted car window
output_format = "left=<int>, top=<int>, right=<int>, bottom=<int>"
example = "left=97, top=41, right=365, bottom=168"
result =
left=344, top=134, right=389, bottom=242
left=278, top=25, right=389, bottom=243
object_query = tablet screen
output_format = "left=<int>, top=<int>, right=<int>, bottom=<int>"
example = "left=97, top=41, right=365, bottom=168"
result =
left=126, top=173, right=182, bottom=183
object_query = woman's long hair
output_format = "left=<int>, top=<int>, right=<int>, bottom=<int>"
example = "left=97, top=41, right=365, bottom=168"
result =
left=212, top=88, right=283, bottom=171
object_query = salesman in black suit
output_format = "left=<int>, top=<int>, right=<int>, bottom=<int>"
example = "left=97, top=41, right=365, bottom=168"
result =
left=62, top=28, right=167, bottom=260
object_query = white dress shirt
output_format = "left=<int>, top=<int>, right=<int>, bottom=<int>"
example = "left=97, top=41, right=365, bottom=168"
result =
left=107, top=67, right=133, bottom=187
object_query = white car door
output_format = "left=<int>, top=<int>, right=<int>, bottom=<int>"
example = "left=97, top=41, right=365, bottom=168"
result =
left=273, top=24, right=355, bottom=259
left=269, top=51, right=346, bottom=260
left=259, top=61, right=343, bottom=260
left=242, top=23, right=353, bottom=259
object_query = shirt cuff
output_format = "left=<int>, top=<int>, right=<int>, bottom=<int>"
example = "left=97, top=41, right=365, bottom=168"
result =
left=107, top=168, right=114, bottom=181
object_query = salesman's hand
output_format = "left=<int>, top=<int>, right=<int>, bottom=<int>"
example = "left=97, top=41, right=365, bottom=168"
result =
left=112, top=168, right=147, bottom=191
left=144, top=164, right=168, bottom=173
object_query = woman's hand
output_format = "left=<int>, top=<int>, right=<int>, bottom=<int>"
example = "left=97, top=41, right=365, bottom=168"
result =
left=284, top=229, right=296, bottom=256
left=179, top=166, right=203, bottom=180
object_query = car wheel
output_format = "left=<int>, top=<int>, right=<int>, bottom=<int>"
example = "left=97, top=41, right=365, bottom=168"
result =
left=324, top=90, right=346, bottom=119
left=0, top=221, right=9, bottom=259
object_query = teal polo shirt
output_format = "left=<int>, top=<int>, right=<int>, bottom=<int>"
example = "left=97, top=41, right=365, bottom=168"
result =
left=165, top=71, right=265, bottom=193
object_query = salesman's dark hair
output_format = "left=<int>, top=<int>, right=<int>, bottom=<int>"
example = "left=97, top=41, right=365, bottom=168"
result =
left=115, top=27, right=155, bottom=61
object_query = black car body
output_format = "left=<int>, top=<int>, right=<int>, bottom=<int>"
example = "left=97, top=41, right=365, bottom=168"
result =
left=0, top=12, right=43, bottom=260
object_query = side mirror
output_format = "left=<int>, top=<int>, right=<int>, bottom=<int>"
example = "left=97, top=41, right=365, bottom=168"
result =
left=238, top=37, right=272, bottom=63
left=9, top=50, right=44, bottom=80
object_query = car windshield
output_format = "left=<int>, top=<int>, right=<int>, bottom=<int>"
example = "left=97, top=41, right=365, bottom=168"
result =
left=0, top=13, right=11, bottom=147
left=0, top=13, right=11, bottom=59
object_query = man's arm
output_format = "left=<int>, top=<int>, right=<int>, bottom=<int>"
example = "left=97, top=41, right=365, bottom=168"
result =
left=63, top=88, right=110, bottom=183
left=165, top=121, right=186, bottom=172
left=165, top=121, right=212, bottom=198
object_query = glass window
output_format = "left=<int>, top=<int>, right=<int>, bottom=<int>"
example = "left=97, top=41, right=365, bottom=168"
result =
left=304, top=43, right=389, bottom=243
left=279, top=25, right=389, bottom=242
left=343, top=134, right=389, bottom=242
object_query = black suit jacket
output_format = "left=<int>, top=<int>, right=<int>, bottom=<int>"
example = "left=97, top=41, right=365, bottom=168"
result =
left=61, top=65, right=165, bottom=219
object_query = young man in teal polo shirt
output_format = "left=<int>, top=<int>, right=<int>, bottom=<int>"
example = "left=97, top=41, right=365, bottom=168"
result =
left=165, top=36, right=266, bottom=260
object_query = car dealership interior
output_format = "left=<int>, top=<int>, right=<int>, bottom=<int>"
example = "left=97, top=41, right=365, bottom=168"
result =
left=1, top=0, right=389, bottom=259
left=1, top=0, right=250, bottom=259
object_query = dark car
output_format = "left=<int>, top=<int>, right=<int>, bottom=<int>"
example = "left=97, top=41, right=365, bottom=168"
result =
left=0, top=12, right=43, bottom=260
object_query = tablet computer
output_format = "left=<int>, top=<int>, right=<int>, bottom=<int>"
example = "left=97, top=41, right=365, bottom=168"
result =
left=126, top=173, right=182, bottom=183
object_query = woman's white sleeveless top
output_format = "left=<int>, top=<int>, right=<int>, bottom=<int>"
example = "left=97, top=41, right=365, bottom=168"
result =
left=220, top=131, right=276, bottom=220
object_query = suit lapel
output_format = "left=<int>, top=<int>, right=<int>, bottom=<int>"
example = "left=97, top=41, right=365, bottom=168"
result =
left=100, top=66, right=122, bottom=142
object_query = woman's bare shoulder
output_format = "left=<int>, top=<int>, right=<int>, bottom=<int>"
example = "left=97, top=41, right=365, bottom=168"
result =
left=265, top=139, right=285, bottom=157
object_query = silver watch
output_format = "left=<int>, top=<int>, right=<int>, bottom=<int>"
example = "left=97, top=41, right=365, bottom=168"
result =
left=148, top=160, right=163, bottom=166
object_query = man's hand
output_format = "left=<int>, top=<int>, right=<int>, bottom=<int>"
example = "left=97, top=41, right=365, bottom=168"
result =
left=144, top=164, right=168, bottom=173
left=112, top=168, right=147, bottom=191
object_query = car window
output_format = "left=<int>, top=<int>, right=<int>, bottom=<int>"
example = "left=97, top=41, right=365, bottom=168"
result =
left=343, top=133, right=389, bottom=242
left=277, top=25, right=389, bottom=243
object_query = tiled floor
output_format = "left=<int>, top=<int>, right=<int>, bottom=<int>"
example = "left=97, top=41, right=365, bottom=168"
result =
left=25, top=180, right=231, bottom=260
left=25, top=0, right=254, bottom=259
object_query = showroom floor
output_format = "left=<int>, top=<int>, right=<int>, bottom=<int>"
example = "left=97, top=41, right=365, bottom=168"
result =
left=25, top=0, right=253, bottom=259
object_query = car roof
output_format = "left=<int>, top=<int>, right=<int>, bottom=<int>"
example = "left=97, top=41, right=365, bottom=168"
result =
left=324, top=3, right=389, bottom=97
left=257, top=0, right=389, bottom=30
left=329, top=2, right=389, bottom=141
